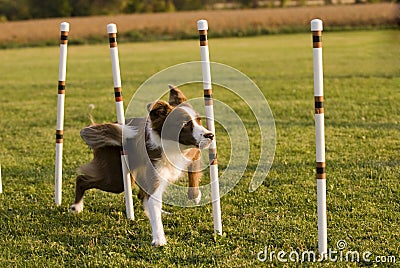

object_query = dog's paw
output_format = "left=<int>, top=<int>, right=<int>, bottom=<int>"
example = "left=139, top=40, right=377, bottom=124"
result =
left=188, top=188, right=202, bottom=204
left=151, top=236, right=167, bottom=247
left=70, top=203, right=83, bottom=213
left=193, top=190, right=201, bottom=205
left=161, top=209, right=171, bottom=215
left=188, top=188, right=202, bottom=205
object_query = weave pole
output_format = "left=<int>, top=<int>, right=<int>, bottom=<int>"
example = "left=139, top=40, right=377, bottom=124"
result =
left=55, top=22, right=69, bottom=205
left=0, top=164, right=2, bottom=194
left=107, top=23, right=134, bottom=220
left=311, top=19, right=327, bottom=256
left=197, top=19, right=222, bottom=235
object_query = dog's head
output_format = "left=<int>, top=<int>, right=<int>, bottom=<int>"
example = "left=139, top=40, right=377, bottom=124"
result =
left=148, top=85, right=214, bottom=149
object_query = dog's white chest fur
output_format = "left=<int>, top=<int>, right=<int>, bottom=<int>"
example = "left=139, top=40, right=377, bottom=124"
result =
left=156, top=141, right=191, bottom=183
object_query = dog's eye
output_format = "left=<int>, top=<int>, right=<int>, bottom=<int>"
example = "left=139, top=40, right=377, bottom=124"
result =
left=196, top=117, right=202, bottom=125
left=182, top=121, right=191, bottom=128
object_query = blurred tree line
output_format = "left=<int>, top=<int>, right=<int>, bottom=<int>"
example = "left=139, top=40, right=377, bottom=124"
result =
left=0, top=0, right=392, bottom=21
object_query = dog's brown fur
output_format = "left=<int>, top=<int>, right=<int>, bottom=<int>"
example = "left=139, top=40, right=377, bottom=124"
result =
left=71, top=86, right=203, bottom=213
left=71, top=86, right=215, bottom=246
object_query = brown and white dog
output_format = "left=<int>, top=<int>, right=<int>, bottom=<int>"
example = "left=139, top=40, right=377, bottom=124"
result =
left=71, top=85, right=214, bottom=246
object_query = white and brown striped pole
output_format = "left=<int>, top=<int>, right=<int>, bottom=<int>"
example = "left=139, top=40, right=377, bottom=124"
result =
left=107, top=23, right=134, bottom=220
left=197, top=19, right=222, bottom=235
left=55, top=22, right=69, bottom=206
left=311, top=19, right=327, bottom=256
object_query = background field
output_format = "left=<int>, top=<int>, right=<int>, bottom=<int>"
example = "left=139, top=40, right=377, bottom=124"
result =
left=0, top=3, right=398, bottom=48
left=0, top=28, right=399, bottom=266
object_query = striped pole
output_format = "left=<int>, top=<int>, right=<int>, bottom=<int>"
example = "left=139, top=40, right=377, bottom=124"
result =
left=197, top=19, right=222, bottom=235
left=107, top=23, right=134, bottom=220
left=55, top=22, right=69, bottom=206
left=311, top=19, right=327, bottom=257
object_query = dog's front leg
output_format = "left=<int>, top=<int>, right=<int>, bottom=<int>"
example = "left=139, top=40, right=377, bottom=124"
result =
left=144, top=181, right=167, bottom=246
left=187, top=158, right=202, bottom=204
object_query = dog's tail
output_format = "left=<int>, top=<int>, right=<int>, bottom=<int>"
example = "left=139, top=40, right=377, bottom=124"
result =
left=88, top=104, right=95, bottom=125
left=80, top=123, right=122, bottom=149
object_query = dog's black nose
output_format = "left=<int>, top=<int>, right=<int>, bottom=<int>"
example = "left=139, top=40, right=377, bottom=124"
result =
left=203, top=133, right=214, bottom=140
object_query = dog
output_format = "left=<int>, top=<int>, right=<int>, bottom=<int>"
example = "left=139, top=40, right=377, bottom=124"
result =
left=71, top=85, right=214, bottom=246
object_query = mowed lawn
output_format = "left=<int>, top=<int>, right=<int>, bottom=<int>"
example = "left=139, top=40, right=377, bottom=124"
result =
left=0, top=30, right=399, bottom=266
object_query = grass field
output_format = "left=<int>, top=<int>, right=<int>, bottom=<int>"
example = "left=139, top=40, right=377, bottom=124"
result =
left=0, top=29, right=399, bottom=266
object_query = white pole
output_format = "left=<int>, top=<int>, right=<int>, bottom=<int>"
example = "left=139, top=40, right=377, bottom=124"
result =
left=311, top=19, right=327, bottom=257
left=197, top=19, right=222, bottom=235
left=55, top=22, right=69, bottom=206
left=0, top=164, right=2, bottom=193
left=107, top=23, right=134, bottom=220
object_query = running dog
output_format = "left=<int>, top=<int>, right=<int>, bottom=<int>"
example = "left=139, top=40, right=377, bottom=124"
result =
left=71, top=85, right=214, bottom=246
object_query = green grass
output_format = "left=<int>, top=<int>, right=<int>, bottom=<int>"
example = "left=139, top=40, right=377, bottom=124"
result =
left=0, top=30, right=399, bottom=266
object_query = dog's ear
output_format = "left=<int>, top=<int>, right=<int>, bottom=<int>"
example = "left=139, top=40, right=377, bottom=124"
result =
left=168, top=84, right=187, bottom=106
left=146, top=102, right=155, bottom=112
left=149, top=100, right=172, bottom=133
left=149, top=100, right=172, bottom=121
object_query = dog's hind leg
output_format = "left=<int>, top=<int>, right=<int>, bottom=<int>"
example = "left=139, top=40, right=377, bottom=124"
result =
left=71, top=146, right=125, bottom=213
left=71, top=174, right=95, bottom=213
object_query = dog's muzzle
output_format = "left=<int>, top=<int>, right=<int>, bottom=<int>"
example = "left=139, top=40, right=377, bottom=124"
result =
left=198, top=132, right=214, bottom=149
left=203, top=133, right=214, bottom=140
